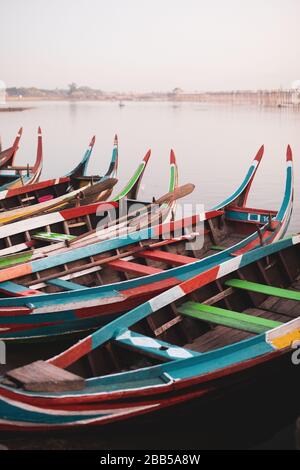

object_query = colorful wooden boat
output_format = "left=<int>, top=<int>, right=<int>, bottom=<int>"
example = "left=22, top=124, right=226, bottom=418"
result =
left=0, top=149, right=164, bottom=261
left=0, top=230, right=299, bottom=431
left=0, top=128, right=23, bottom=170
left=0, top=128, right=43, bottom=190
left=0, top=146, right=293, bottom=342
left=0, top=134, right=120, bottom=219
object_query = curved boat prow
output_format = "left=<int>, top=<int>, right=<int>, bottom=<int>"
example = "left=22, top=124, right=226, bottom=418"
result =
left=0, top=127, right=23, bottom=168
left=30, top=127, right=43, bottom=184
left=112, top=149, right=151, bottom=201
left=65, top=135, right=96, bottom=178
left=212, top=145, right=264, bottom=210
left=229, top=146, right=294, bottom=256
left=165, top=149, right=179, bottom=219
left=104, top=134, right=119, bottom=179
left=273, top=145, right=294, bottom=231
left=10, top=127, right=23, bottom=167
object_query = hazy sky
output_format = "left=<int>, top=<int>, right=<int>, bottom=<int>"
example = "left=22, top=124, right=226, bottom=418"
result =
left=1, top=0, right=299, bottom=91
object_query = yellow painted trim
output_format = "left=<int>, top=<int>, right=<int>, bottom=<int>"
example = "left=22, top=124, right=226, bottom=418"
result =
left=270, top=328, right=300, bottom=350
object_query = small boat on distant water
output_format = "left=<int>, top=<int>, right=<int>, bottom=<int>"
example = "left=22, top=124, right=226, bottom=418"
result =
left=1, top=229, right=299, bottom=431
left=119, top=101, right=125, bottom=108
left=0, top=146, right=293, bottom=342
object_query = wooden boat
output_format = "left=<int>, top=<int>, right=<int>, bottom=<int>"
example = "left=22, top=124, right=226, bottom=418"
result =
left=0, top=128, right=22, bottom=170
left=0, top=146, right=293, bottom=342
left=0, top=134, right=120, bottom=220
left=1, top=229, right=299, bottom=431
left=0, top=149, right=165, bottom=261
left=0, top=128, right=43, bottom=190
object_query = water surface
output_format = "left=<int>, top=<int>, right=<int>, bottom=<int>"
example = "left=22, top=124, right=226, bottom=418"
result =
left=1, top=101, right=299, bottom=232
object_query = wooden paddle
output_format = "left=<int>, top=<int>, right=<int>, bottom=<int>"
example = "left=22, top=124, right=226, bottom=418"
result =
left=69, top=183, right=195, bottom=246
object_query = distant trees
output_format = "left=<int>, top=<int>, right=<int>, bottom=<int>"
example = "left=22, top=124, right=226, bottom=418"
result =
left=68, top=82, right=78, bottom=95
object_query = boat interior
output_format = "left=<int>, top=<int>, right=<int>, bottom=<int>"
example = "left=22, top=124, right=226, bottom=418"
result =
left=2, top=209, right=276, bottom=296
left=67, top=241, right=300, bottom=379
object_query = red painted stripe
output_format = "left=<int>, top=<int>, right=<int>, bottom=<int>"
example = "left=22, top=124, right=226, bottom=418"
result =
left=0, top=306, right=32, bottom=317
left=143, top=149, right=151, bottom=163
left=153, top=214, right=200, bottom=237
left=170, top=149, right=176, bottom=165
left=49, top=335, right=92, bottom=368
left=0, top=263, right=33, bottom=283
left=4, top=177, right=70, bottom=199
left=254, top=145, right=264, bottom=162
left=0, top=288, right=42, bottom=297
left=60, top=201, right=118, bottom=220
left=180, top=265, right=220, bottom=295
left=137, top=249, right=198, bottom=266
left=122, top=277, right=179, bottom=298
left=108, top=260, right=161, bottom=276
left=0, top=321, right=63, bottom=333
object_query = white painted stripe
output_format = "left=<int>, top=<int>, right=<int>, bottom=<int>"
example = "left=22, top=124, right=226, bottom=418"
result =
left=217, top=255, right=242, bottom=278
left=0, top=242, right=29, bottom=257
left=0, top=211, right=65, bottom=238
left=292, top=234, right=300, bottom=245
left=32, top=293, right=124, bottom=314
left=149, top=285, right=185, bottom=312
left=0, top=190, right=8, bottom=200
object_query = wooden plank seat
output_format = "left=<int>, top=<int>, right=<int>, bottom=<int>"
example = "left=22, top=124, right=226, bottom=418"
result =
left=0, top=281, right=42, bottom=296
left=115, top=329, right=199, bottom=361
left=108, top=260, right=162, bottom=276
left=6, top=360, right=85, bottom=392
left=137, top=249, right=198, bottom=266
left=67, top=221, right=88, bottom=228
left=225, top=279, right=300, bottom=301
left=177, top=301, right=282, bottom=334
left=46, top=278, right=86, bottom=291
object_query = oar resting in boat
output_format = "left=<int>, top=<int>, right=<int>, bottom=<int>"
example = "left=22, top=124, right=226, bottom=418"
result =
left=0, top=146, right=293, bottom=343
left=0, top=232, right=299, bottom=431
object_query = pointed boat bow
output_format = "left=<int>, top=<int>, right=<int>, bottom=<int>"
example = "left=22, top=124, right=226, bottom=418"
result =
left=112, top=149, right=151, bottom=201
left=65, top=135, right=96, bottom=178
left=212, top=145, right=264, bottom=210
left=104, top=134, right=119, bottom=179
left=0, top=127, right=23, bottom=169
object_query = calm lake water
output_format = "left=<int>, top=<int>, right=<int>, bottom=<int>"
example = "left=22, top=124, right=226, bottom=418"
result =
left=0, top=101, right=299, bottom=450
left=1, top=101, right=300, bottom=232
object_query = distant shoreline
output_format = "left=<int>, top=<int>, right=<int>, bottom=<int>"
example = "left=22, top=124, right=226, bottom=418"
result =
left=5, top=89, right=300, bottom=108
